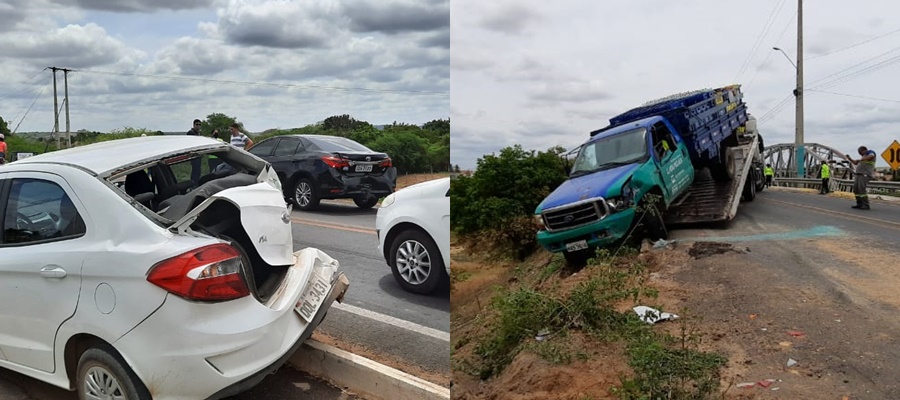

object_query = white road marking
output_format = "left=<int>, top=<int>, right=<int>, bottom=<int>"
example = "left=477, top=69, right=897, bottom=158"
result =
left=332, top=302, right=450, bottom=342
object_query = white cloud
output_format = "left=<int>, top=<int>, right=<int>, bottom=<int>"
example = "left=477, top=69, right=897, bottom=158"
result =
left=452, top=0, right=900, bottom=169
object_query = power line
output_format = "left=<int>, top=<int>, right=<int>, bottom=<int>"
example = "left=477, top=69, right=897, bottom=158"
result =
left=807, top=26, right=900, bottom=61
left=76, top=69, right=450, bottom=96
left=807, top=89, right=900, bottom=103
left=12, top=85, right=47, bottom=134
left=746, top=8, right=797, bottom=89
left=0, top=69, right=48, bottom=102
left=805, top=46, right=900, bottom=88
left=808, top=51, right=900, bottom=91
left=735, top=0, right=788, bottom=82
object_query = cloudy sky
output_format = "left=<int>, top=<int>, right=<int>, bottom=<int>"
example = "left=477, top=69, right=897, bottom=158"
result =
left=0, top=0, right=448, bottom=134
left=452, top=0, right=900, bottom=169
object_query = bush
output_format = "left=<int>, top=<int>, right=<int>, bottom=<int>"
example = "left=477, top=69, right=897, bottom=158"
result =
left=451, top=145, right=568, bottom=258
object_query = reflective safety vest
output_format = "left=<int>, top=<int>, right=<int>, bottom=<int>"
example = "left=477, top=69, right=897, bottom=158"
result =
left=821, top=164, right=830, bottom=179
left=764, top=167, right=774, bottom=176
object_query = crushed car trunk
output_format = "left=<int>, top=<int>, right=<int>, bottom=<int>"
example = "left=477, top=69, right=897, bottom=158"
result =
left=106, top=146, right=294, bottom=303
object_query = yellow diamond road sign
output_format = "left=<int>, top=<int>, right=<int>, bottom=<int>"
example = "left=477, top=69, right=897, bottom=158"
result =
left=883, top=140, right=900, bottom=170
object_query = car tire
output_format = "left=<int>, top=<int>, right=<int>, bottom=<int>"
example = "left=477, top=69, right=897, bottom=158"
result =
left=389, top=229, right=446, bottom=294
left=77, top=344, right=151, bottom=400
left=292, top=178, right=320, bottom=211
left=353, top=195, right=378, bottom=209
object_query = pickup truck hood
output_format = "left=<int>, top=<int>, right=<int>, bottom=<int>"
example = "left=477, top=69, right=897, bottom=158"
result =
left=537, top=164, right=639, bottom=212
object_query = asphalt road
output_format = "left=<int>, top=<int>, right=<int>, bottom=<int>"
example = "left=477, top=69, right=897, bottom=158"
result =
left=291, top=201, right=451, bottom=381
left=0, top=200, right=449, bottom=399
left=666, top=188, right=900, bottom=398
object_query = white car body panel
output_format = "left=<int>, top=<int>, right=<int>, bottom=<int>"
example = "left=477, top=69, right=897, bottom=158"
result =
left=0, top=138, right=349, bottom=398
left=376, top=178, right=451, bottom=275
left=170, top=181, right=293, bottom=266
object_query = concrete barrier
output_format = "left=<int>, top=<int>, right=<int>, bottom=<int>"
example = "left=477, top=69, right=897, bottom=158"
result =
left=288, top=339, right=450, bottom=400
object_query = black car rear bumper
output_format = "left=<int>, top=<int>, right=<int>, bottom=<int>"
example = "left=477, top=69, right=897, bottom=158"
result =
left=319, top=167, right=397, bottom=199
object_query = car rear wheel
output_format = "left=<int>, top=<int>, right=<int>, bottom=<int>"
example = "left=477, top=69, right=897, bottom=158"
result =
left=390, top=229, right=446, bottom=294
left=293, top=178, right=320, bottom=211
left=77, top=344, right=150, bottom=400
left=353, top=195, right=378, bottom=209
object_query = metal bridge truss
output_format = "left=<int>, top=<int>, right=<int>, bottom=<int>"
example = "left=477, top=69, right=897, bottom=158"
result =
left=762, top=143, right=854, bottom=179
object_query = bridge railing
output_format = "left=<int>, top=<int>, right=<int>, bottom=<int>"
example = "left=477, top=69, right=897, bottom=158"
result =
left=773, top=177, right=900, bottom=195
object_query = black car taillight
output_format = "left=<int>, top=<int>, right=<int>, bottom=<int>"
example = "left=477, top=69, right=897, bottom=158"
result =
left=322, top=155, right=350, bottom=169
left=379, top=158, right=392, bottom=168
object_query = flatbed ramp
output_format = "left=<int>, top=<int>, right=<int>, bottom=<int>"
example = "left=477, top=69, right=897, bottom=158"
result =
left=665, top=131, right=758, bottom=225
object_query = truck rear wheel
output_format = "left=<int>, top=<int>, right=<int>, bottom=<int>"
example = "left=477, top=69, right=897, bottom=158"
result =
left=742, top=171, right=757, bottom=202
left=710, top=146, right=736, bottom=182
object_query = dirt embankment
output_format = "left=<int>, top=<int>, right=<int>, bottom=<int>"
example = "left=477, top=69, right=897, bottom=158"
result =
left=451, top=238, right=900, bottom=400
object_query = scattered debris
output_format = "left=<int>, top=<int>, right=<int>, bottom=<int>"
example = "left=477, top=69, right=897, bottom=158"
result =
left=749, top=313, right=758, bottom=320
left=652, top=239, right=676, bottom=249
left=787, top=358, right=799, bottom=367
left=737, top=382, right=756, bottom=389
left=687, top=241, right=748, bottom=259
left=632, top=306, right=679, bottom=324
left=535, top=329, right=552, bottom=341
left=788, top=330, right=806, bottom=338
left=761, top=328, right=768, bottom=332
left=757, top=379, right=776, bottom=388
left=772, top=387, right=781, bottom=391
left=779, top=341, right=792, bottom=348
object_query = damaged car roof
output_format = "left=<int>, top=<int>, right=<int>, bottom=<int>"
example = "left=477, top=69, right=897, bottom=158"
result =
left=14, top=136, right=229, bottom=176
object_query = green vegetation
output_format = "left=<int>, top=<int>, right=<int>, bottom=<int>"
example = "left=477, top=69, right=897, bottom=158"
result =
left=450, top=145, right=568, bottom=259
left=3, top=113, right=449, bottom=174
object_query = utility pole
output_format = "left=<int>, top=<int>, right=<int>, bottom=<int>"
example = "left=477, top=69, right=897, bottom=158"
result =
left=64, top=69, right=71, bottom=147
left=51, top=67, right=59, bottom=148
left=49, top=67, right=72, bottom=148
left=795, top=0, right=805, bottom=177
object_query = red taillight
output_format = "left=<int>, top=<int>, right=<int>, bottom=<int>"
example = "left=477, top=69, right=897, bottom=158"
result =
left=378, top=158, right=392, bottom=168
left=147, top=244, right=249, bottom=301
left=322, top=155, right=350, bottom=168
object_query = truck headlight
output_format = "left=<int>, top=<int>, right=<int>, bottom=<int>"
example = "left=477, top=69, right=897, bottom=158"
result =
left=534, top=214, right=546, bottom=230
left=606, top=182, right=636, bottom=212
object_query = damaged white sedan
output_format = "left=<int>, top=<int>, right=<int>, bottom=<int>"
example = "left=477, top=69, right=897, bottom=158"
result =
left=0, top=136, right=349, bottom=400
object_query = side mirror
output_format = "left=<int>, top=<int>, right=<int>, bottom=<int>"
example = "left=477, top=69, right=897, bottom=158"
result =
left=563, top=162, right=572, bottom=175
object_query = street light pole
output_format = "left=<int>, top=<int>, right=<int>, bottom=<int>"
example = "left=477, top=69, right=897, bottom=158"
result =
left=795, top=0, right=805, bottom=177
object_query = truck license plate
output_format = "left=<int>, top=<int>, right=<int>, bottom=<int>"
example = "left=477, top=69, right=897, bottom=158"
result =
left=565, top=240, right=588, bottom=252
left=355, top=165, right=373, bottom=172
left=295, top=271, right=330, bottom=323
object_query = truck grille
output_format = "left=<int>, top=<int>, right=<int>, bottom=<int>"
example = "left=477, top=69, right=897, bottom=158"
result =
left=542, top=199, right=608, bottom=231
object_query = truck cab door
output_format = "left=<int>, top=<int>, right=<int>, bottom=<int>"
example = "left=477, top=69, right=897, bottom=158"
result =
left=651, top=122, right=691, bottom=200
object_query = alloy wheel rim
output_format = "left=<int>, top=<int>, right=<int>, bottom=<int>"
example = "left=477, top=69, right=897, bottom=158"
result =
left=84, top=366, right=126, bottom=400
left=396, top=240, right=431, bottom=285
left=296, top=182, right=311, bottom=206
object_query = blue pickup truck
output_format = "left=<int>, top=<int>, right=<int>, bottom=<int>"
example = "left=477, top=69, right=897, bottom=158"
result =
left=534, top=85, right=764, bottom=264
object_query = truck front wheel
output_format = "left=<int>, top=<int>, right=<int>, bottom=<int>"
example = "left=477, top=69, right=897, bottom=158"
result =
left=641, top=202, right=668, bottom=241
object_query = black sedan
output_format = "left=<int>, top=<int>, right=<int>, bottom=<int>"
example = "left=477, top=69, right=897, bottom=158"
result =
left=249, top=135, right=397, bottom=210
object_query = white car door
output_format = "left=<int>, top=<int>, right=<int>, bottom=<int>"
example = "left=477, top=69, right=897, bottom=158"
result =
left=0, top=172, right=86, bottom=373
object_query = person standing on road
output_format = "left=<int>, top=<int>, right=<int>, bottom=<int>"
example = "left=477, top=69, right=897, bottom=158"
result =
left=228, top=123, right=254, bottom=150
left=186, top=119, right=203, bottom=186
left=819, top=161, right=831, bottom=195
left=847, top=146, right=877, bottom=210
left=764, top=163, right=774, bottom=187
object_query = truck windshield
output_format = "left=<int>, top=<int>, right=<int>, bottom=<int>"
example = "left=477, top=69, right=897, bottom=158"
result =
left=570, top=128, right=647, bottom=176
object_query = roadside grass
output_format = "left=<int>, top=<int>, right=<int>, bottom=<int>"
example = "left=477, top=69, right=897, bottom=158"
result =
left=461, top=246, right=728, bottom=400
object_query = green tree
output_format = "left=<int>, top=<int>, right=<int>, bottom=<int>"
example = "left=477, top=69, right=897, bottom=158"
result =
left=369, top=131, right=428, bottom=174
left=0, top=116, right=10, bottom=136
left=423, top=118, right=450, bottom=136
left=203, top=113, right=241, bottom=137
left=323, top=114, right=371, bottom=133
left=451, top=145, right=568, bottom=235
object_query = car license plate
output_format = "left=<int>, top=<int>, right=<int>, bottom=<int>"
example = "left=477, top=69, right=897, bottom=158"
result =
left=355, top=165, right=373, bottom=172
left=565, top=240, right=588, bottom=252
left=295, top=271, right=330, bottom=323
